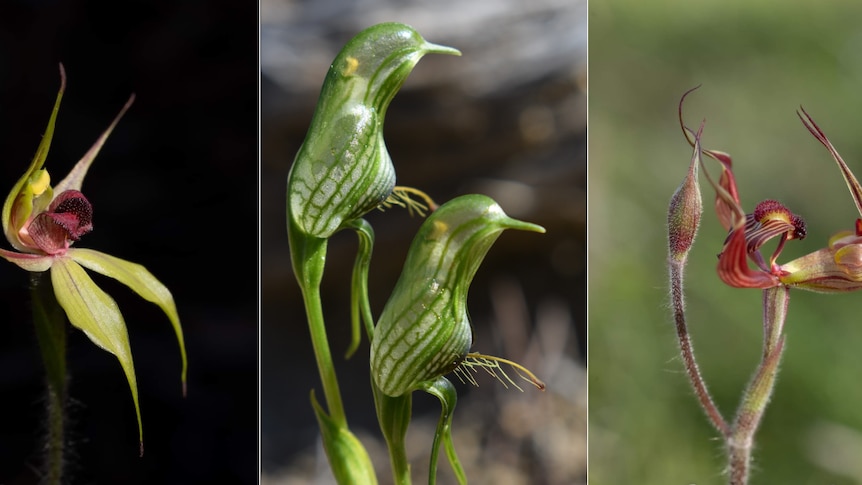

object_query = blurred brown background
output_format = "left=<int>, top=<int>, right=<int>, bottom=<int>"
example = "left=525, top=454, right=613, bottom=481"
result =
left=261, top=1, right=586, bottom=484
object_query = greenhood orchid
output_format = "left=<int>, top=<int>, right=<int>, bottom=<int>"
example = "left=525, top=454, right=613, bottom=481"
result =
left=1, top=66, right=187, bottom=453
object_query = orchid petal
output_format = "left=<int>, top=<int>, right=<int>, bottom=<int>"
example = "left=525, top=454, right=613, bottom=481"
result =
left=49, top=256, right=143, bottom=449
left=797, top=107, right=862, bottom=218
left=0, top=248, right=53, bottom=272
left=780, top=246, right=862, bottom=292
left=54, top=94, right=135, bottom=194
left=2, top=65, right=65, bottom=251
left=717, top=222, right=781, bottom=289
left=70, top=248, right=187, bottom=394
left=744, top=217, right=796, bottom=253
left=678, top=88, right=744, bottom=231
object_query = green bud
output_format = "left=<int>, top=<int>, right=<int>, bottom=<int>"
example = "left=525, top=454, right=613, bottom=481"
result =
left=287, top=22, right=461, bottom=238
left=370, top=194, right=545, bottom=396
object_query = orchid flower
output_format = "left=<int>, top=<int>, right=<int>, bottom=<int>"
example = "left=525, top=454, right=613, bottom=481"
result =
left=679, top=91, right=862, bottom=294
left=0, top=66, right=187, bottom=453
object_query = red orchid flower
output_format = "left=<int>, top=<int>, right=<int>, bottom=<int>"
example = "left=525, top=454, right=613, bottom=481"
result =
left=680, top=88, right=862, bottom=293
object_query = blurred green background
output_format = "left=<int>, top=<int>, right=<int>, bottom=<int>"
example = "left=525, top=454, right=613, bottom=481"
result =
left=589, top=1, right=862, bottom=484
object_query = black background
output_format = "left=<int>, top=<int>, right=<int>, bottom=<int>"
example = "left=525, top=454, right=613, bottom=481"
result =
left=0, top=1, right=257, bottom=484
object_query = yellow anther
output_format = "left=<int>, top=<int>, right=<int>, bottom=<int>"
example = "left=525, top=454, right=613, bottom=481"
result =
left=29, top=169, right=51, bottom=196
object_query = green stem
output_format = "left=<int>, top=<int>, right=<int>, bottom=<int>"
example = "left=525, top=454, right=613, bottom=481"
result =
left=728, top=286, right=789, bottom=485
left=372, top=385, right=412, bottom=485
left=30, top=271, right=67, bottom=485
left=288, top=217, right=347, bottom=426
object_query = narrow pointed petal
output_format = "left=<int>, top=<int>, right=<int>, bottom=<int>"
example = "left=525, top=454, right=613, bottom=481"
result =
left=2, top=65, right=65, bottom=251
left=50, top=257, right=143, bottom=447
left=677, top=86, right=743, bottom=230
left=713, top=153, right=744, bottom=230
left=54, top=94, right=135, bottom=194
left=70, top=248, right=187, bottom=393
left=0, top=248, right=53, bottom=272
left=798, top=107, right=862, bottom=218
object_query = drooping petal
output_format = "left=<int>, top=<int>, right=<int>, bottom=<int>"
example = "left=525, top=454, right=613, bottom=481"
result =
left=0, top=248, right=53, bottom=272
left=53, top=94, right=135, bottom=194
left=2, top=65, right=65, bottom=251
left=49, top=256, right=143, bottom=448
left=70, top=247, right=187, bottom=394
left=717, top=222, right=781, bottom=289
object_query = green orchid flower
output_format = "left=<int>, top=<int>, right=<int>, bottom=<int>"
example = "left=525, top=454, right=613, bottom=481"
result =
left=371, top=194, right=546, bottom=484
left=0, top=66, right=187, bottom=453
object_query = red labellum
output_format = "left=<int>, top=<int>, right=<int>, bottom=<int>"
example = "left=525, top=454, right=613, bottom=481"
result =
left=28, top=190, right=93, bottom=255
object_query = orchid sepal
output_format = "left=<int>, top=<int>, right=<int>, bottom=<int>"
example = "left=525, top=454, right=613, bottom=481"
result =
left=2, top=66, right=65, bottom=252
left=50, top=256, right=143, bottom=447
left=71, top=248, right=188, bottom=393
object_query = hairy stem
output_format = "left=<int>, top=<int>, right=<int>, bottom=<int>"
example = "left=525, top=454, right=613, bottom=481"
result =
left=669, top=259, right=730, bottom=437
left=728, top=286, right=788, bottom=485
left=30, top=271, right=68, bottom=485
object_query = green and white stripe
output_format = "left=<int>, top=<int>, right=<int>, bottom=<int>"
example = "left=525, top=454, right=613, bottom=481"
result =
left=287, top=22, right=460, bottom=239
left=371, top=194, right=545, bottom=396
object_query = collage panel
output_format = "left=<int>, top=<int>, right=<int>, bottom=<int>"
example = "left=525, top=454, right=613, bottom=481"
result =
left=590, top=1, right=862, bottom=484
left=261, top=1, right=586, bottom=484
left=0, top=2, right=258, bottom=484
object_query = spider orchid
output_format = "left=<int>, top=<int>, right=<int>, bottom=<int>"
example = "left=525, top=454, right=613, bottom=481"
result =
left=0, top=66, right=187, bottom=454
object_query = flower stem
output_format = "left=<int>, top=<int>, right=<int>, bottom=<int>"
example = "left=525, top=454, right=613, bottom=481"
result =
left=30, top=271, right=68, bottom=485
left=669, top=259, right=730, bottom=436
left=728, top=286, right=788, bottom=484
left=288, top=219, right=347, bottom=426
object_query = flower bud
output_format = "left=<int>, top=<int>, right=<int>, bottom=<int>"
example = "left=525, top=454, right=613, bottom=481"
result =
left=668, top=126, right=704, bottom=263
left=370, top=194, right=544, bottom=396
